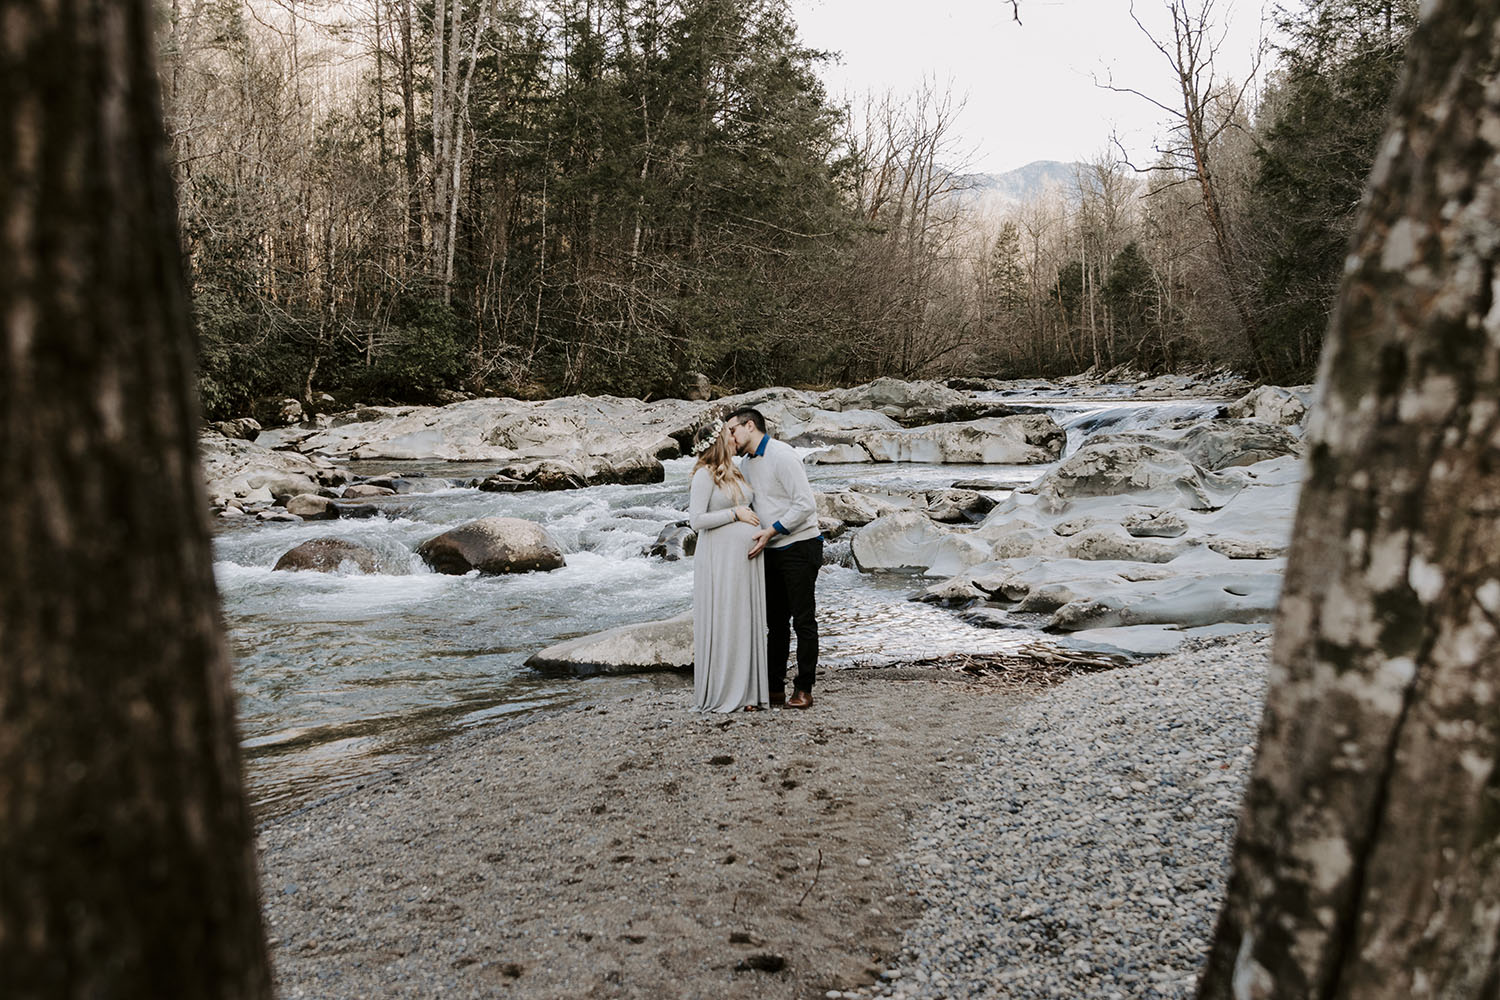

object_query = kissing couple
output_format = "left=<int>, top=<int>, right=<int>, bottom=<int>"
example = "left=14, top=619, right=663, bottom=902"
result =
left=687, top=408, right=823, bottom=713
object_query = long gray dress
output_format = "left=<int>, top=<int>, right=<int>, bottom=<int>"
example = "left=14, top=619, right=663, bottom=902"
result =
left=689, top=467, right=769, bottom=712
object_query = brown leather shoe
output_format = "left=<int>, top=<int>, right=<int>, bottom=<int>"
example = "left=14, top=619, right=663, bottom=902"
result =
left=787, top=690, right=813, bottom=710
left=769, top=690, right=786, bottom=707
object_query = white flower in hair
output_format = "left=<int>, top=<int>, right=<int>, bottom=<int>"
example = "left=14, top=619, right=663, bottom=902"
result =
left=692, top=418, right=725, bottom=455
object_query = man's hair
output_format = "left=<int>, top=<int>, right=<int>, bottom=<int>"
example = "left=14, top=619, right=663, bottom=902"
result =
left=727, top=407, right=767, bottom=434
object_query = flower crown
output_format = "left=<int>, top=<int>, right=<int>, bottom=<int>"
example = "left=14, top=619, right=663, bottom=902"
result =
left=692, top=418, right=725, bottom=455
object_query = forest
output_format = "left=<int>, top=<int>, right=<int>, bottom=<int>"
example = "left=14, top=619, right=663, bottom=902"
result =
left=158, top=0, right=1418, bottom=417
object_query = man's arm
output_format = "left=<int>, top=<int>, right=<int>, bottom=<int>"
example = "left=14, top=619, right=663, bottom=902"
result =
left=769, top=446, right=817, bottom=536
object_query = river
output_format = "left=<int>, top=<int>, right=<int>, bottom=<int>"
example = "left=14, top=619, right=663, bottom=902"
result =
left=215, top=394, right=1224, bottom=813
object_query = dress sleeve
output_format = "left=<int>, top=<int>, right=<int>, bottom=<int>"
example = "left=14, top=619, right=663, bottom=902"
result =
left=688, top=467, right=738, bottom=533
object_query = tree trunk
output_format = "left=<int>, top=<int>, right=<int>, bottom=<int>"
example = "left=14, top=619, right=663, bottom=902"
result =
left=1198, top=3, right=1500, bottom=997
left=0, top=0, right=271, bottom=996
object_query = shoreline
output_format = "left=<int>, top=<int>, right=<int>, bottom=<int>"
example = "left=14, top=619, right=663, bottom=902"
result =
left=255, top=634, right=1270, bottom=999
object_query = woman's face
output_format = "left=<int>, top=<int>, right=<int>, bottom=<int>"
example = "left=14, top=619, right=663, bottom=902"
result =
left=726, top=419, right=755, bottom=454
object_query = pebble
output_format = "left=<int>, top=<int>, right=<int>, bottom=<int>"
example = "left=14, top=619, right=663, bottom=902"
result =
left=882, top=633, right=1270, bottom=1000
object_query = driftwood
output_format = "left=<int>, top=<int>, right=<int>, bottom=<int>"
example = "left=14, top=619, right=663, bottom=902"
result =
left=865, top=643, right=1132, bottom=689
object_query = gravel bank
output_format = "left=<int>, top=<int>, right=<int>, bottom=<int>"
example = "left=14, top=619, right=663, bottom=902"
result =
left=874, top=632, right=1271, bottom=1000
left=256, top=633, right=1270, bottom=999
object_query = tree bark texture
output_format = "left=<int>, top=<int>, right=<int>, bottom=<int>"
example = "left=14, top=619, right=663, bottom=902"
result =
left=1198, top=3, right=1500, bottom=998
left=0, top=0, right=272, bottom=996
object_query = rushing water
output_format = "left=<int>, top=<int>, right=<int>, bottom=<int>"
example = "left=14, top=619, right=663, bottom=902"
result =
left=216, top=395, right=1225, bottom=813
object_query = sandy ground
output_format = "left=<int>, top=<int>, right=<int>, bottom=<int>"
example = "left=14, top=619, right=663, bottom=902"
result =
left=256, top=667, right=1033, bottom=999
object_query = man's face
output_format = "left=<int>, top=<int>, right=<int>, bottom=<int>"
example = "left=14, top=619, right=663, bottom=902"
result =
left=726, top=418, right=756, bottom=455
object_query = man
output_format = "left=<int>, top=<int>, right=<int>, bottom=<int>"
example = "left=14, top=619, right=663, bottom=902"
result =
left=725, top=408, right=822, bottom=709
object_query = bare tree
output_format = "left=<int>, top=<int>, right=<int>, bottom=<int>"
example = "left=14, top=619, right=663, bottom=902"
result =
left=0, top=0, right=270, bottom=996
left=1198, top=1, right=1500, bottom=995
left=1107, top=0, right=1272, bottom=376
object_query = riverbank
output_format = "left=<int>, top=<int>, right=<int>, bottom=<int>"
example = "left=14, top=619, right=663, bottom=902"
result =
left=256, top=632, right=1270, bottom=999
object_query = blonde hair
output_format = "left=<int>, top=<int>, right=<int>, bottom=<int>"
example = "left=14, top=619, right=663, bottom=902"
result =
left=693, top=429, right=746, bottom=503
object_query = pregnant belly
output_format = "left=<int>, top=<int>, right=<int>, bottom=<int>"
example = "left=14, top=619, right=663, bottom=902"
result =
left=714, top=520, right=761, bottom=552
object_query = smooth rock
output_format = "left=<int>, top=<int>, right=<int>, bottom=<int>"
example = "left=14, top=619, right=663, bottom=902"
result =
left=525, top=613, right=692, bottom=676
left=285, top=493, right=337, bottom=519
left=273, top=538, right=381, bottom=573
left=857, top=415, right=1066, bottom=465
left=649, top=524, right=697, bottom=561
left=416, top=517, right=566, bottom=575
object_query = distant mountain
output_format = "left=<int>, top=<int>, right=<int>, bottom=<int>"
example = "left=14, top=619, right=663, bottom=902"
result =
left=951, top=160, right=1085, bottom=214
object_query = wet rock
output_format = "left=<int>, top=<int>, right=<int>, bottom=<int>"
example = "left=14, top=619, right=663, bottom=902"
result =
left=343, top=483, right=397, bottom=498
left=492, top=458, right=590, bottom=491
left=525, top=613, right=693, bottom=676
left=333, top=502, right=382, bottom=519
left=285, top=493, right=338, bottom=519
left=850, top=511, right=988, bottom=576
left=593, top=447, right=665, bottom=486
left=417, top=517, right=566, bottom=575
left=649, top=524, right=697, bottom=561
left=274, top=538, right=381, bottom=573
left=857, top=414, right=1066, bottom=465
left=779, top=408, right=902, bottom=447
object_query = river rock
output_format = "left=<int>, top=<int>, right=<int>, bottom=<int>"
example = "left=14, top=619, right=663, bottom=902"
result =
left=807, top=444, right=873, bottom=464
left=343, top=483, right=397, bottom=498
left=856, top=414, right=1066, bottom=465
left=850, top=511, right=989, bottom=576
left=816, top=490, right=911, bottom=527
left=524, top=612, right=693, bottom=676
left=1123, top=509, right=1188, bottom=537
left=779, top=408, right=903, bottom=447
left=1225, top=385, right=1310, bottom=426
left=416, top=517, right=566, bottom=575
left=1094, top=419, right=1302, bottom=471
left=200, top=433, right=351, bottom=504
left=684, top=372, right=712, bottom=401
left=591, top=447, right=665, bottom=486
left=1029, top=441, right=1244, bottom=510
left=821, top=377, right=972, bottom=422
left=490, top=459, right=589, bottom=492
left=1063, top=525, right=1192, bottom=563
left=916, top=489, right=998, bottom=523
left=649, top=524, right=697, bottom=561
left=253, top=396, right=305, bottom=428
left=285, top=494, right=338, bottom=519
left=1046, top=571, right=1283, bottom=631
left=212, top=417, right=262, bottom=440
left=273, top=538, right=381, bottom=574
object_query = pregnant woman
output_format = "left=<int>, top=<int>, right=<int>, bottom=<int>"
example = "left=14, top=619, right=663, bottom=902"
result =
left=688, top=420, right=769, bottom=712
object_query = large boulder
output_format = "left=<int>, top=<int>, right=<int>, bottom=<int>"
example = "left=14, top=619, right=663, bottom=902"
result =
left=252, top=396, right=305, bottom=428
left=1225, top=385, right=1310, bottom=427
left=807, top=444, right=874, bottom=464
left=525, top=613, right=693, bottom=676
left=778, top=408, right=903, bottom=447
left=1029, top=441, right=1244, bottom=510
left=199, top=433, right=351, bottom=505
left=211, top=417, right=262, bottom=441
left=1094, top=419, right=1302, bottom=471
left=285, top=493, right=338, bottom=519
left=273, top=538, right=381, bottom=574
left=850, top=511, right=989, bottom=575
left=916, top=489, right=998, bottom=524
left=649, top=524, right=697, bottom=561
left=856, top=414, right=1066, bottom=465
left=1046, top=572, right=1283, bottom=631
left=820, top=377, right=972, bottom=419
left=416, top=517, right=566, bottom=575
left=816, top=490, right=911, bottom=527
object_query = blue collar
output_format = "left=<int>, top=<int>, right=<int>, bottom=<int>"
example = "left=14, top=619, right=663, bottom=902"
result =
left=752, top=434, right=769, bottom=457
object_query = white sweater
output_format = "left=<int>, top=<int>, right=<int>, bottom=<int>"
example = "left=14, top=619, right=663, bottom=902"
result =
left=740, top=435, right=820, bottom=548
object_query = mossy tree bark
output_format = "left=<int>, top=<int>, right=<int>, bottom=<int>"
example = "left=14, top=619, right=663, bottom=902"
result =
left=1198, top=2, right=1500, bottom=997
left=0, top=0, right=271, bottom=996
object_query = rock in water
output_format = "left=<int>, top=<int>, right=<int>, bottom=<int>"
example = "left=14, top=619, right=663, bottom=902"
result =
left=856, top=415, right=1065, bottom=465
left=648, top=524, right=697, bottom=561
left=525, top=613, right=693, bottom=676
left=416, top=517, right=566, bottom=574
left=285, top=493, right=337, bottom=519
left=273, top=538, right=381, bottom=574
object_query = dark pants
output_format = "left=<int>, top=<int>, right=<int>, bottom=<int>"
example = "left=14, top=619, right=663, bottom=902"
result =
left=763, top=536, right=822, bottom=693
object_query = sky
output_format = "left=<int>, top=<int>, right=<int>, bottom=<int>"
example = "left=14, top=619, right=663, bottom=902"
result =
left=786, top=0, right=1278, bottom=176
